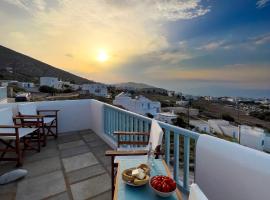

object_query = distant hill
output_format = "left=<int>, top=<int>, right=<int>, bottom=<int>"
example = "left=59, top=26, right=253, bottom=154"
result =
left=0, top=45, right=94, bottom=84
left=113, top=82, right=156, bottom=89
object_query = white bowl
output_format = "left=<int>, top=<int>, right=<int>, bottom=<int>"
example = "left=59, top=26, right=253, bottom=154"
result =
left=149, top=181, right=176, bottom=197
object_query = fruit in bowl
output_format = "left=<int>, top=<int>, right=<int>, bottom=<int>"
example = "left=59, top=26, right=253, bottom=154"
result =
left=150, top=175, right=177, bottom=197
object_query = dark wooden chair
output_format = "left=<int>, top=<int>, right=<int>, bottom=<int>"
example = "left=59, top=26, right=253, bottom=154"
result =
left=17, top=103, right=59, bottom=146
left=0, top=108, right=42, bottom=166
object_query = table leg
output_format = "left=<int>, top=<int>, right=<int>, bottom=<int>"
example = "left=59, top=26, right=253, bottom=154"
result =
left=111, top=156, right=114, bottom=200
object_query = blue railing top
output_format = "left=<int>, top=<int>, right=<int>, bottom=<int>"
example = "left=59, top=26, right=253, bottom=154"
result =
left=103, top=102, right=200, bottom=140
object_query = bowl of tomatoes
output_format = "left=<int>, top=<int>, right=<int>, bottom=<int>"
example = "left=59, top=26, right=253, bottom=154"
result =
left=150, top=175, right=177, bottom=197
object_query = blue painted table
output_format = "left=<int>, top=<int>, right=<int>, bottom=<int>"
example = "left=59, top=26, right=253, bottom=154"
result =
left=114, top=159, right=182, bottom=200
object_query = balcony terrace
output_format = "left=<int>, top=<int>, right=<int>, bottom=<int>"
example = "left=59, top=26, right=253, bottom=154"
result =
left=0, top=130, right=112, bottom=200
left=0, top=99, right=270, bottom=200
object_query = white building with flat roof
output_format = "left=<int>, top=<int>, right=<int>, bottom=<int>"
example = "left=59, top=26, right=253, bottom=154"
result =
left=82, top=83, right=108, bottom=97
left=156, top=112, right=177, bottom=124
left=209, top=119, right=239, bottom=139
left=162, top=107, right=199, bottom=116
left=176, top=100, right=189, bottom=106
left=208, top=120, right=230, bottom=134
left=40, top=77, right=60, bottom=89
left=167, top=91, right=175, bottom=97
left=18, top=82, right=35, bottom=88
left=190, top=120, right=210, bottom=133
left=113, top=92, right=161, bottom=116
left=239, top=125, right=265, bottom=151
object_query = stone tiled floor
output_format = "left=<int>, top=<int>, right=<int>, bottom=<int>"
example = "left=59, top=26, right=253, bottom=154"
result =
left=0, top=130, right=112, bottom=200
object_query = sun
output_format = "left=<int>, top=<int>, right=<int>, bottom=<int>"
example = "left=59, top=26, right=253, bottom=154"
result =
left=97, top=49, right=109, bottom=62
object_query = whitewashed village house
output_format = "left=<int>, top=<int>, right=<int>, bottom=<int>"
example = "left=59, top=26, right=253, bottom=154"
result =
left=239, top=125, right=265, bottom=151
left=18, top=82, right=35, bottom=88
left=176, top=100, right=189, bottom=106
left=155, top=112, right=177, bottom=124
left=40, top=77, right=80, bottom=91
left=191, top=119, right=268, bottom=151
left=167, top=90, right=175, bottom=97
left=82, top=83, right=108, bottom=97
left=40, top=77, right=60, bottom=89
left=113, top=92, right=161, bottom=116
left=190, top=120, right=210, bottom=133
left=208, top=119, right=239, bottom=139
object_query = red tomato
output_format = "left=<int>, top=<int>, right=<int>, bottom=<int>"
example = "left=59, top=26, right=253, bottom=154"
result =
left=151, top=176, right=176, bottom=192
left=151, top=180, right=159, bottom=188
left=170, top=181, right=176, bottom=190
left=166, top=184, right=172, bottom=192
left=155, top=183, right=162, bottom=191
left=163, top=183, right=171, bottom=192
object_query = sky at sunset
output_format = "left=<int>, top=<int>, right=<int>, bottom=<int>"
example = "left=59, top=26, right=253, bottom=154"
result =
left=0, top=0, right=270, bottom=97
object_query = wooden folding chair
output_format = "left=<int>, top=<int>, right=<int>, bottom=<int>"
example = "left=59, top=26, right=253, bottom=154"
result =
left=17, top=103, right=59, bottom=145
left=0, top=108, right=41, bottom=166
left=105, top=119, right=164, bottom=199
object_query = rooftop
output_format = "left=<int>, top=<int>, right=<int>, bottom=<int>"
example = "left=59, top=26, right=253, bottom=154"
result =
left=0, top=129, right=112, bottom=200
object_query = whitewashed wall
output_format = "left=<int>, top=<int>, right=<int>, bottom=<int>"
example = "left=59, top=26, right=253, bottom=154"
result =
left=263, top=135, right=270, bottom=152
left=36, top=100, right=92, bottom=133
left=0, top=100, right=116, bottom=148
left=0, top=102, right=18, bottom=114
left=196, top=134, right=270, bottom=200
left=88, top=99, right=116, bottom=148
left=0, top=100, right=92, bottom=133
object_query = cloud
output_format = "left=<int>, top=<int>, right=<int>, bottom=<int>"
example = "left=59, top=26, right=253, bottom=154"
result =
left=150, top=0, right=210, bottom=21
left=197, top=40, right=225, bottom=51
left=256, top=0, right=270, bottom=8
left=251, top=33, right=270, bottom=45
left=3, top=0, right=46, bottom=12
left=196, top=32, right=270, bottom=52
left=65, top=53, right=73, bottom=58
left=2, top=0, right=29, bottom=10
left=2, top=0, right=210, bottom=21
left=1, top=0, right=210, bottom=76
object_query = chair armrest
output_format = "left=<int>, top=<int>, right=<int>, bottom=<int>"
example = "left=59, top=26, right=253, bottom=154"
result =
left=14, top=115, right=44, bottom=126
left=105, top=150, right=148, bottom=157
left=114, top=131, right=150, bottom=136
left=14, top=115, right=44, bottom=119
left=0, top=125, right=20, bottom=128
left=37, top=110, right=59, bottom=117
left=37, top=110, right=59, bottom=113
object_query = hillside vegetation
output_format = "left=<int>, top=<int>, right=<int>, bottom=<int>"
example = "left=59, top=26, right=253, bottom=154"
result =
left=0, top=45, right=93, bottom=84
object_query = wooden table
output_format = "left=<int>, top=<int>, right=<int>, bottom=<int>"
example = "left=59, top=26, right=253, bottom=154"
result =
left=114, top=159, right=182, bottom=200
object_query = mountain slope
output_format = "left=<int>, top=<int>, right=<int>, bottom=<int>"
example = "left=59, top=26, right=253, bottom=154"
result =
left=113, top=82, right=156, bottom=89
left=0, top=45, right=93, bottom=84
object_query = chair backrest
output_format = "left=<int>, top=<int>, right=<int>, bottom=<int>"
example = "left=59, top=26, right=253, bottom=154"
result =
left=0, top=108, right=15, bottom=134
left=0, top=108, right=14, bottom=126
left=148, top=119, right=164, bottom=150
left=18, top=103, right=37, bottom=115
left=195, top=134, right=270, bottom=200
left=188, top=184, right=208, bottom=200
